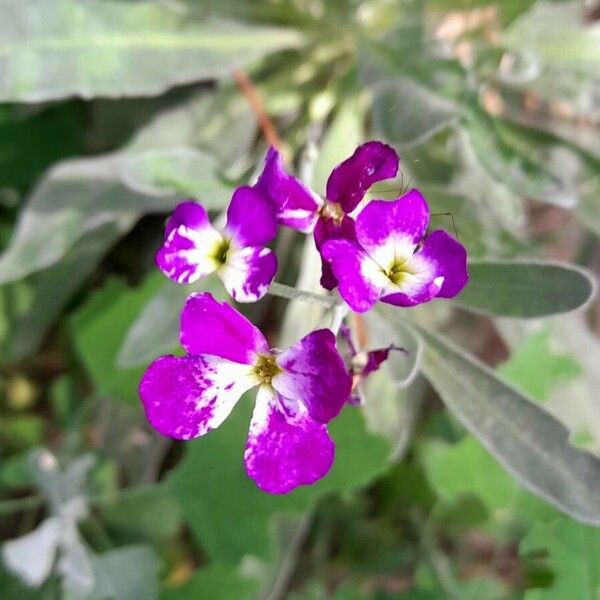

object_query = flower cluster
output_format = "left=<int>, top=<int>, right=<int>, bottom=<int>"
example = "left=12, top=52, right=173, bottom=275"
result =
left=141, top=141, right=468, bottom=494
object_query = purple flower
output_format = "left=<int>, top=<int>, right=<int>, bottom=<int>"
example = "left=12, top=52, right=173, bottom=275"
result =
left=255, top=141, right=399, bottom=289
left=156, top=186, right=278, bottom=302
left=139, top=292, right=352, bottom=494
left=321, top=190, right=469, bottom=313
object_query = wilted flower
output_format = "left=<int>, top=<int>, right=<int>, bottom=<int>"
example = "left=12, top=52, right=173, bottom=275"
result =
left=255, top=141, right=399, bottom=289
left=139, top=292, right=352, bottom=493
left=156, top=186, right=277, bottom=302
left=321, top=189, right=468, bottom=312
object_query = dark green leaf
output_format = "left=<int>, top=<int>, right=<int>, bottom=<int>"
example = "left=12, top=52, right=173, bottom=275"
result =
left=163, top=564, right=259, bottom=600
left=520, top=519, right=600, bottom=599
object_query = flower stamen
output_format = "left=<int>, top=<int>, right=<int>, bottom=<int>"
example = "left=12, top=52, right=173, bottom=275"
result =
left=252, top=354, right=282, bottom=385
left=211, top=238, right=231, bottom=266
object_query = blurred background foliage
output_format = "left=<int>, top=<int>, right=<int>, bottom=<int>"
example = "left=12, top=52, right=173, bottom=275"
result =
left=0, top=0, right=599, bottom=598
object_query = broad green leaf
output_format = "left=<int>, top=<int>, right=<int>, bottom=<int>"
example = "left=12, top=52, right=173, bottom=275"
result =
left=422, top=437, right=557, bottom=524
left=163, top=564, right=259, bottom=600
left=521, top=519, right=600, bottom=599
left=70, top=274, right=164, bottom=404
left=117, top=275, right=226, bottom=369
left=0, top=148, right=229, bottom=285
left=498, top=328, right=581, bottom=401
left=89, top=545, right=159, bottom=600
left=455, top=260, right=596, bottom=318
left=121, top=148, right=232, bottom=200
left=0, top=0, right=301, bottom=102
left=100, top=484, right=181, bottom=543
left=413, top=322, right=600, bottom=525
left=372, top=78, right=457, bottom=147
left=169, top=401, right=390, bottom=563
left=504, top=2, right=600, bottom=74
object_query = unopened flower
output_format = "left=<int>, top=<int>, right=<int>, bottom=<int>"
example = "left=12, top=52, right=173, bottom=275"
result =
left=156, top=186, right=277, bottom=302
left=139, top=293, right=352, bottom=493
left=321, top=190, right=468, bottom=312
left=255, top=141, right=399, bottom=289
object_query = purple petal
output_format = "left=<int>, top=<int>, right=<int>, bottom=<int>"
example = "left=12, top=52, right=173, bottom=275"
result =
left=219, top=246, right=277, bottom=303
left=156, top=227, right=222, bottom=285
left=380, top=281, right=443, bottom=307
left=362, top=346, right=395, bottom=377
left=244, top=386, right=335, bottom=494
left=164, top=201, right=211, bottom=239
left=254, top=146, right=322, bottom=233
left=180, top=292, right=269, bottom=363
left=326, top=141, right=399, bottom=213
left=417, top=229, right=468, bottom=298
left=320, top=239, right=386, bottom=313
left=139, top=355, right=255, bottom=440
left=273, top=329, right=351, bottom=423
left=224, top=186, right=278, bottom=247
left=355, top=189, right=430, bottom=257
left=314, top=215, right=357, bottom=290
left=380, top=230, right=468, bottom=307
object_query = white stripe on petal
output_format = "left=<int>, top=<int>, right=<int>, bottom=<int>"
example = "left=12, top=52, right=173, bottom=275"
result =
left=218, top=246, right=277, bottom=303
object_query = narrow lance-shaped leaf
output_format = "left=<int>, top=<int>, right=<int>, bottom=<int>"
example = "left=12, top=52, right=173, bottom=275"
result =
left=412, top=321, right=600, bottom=525
left=454, top=260, right=596, bottom=318
left=0, top=0, right=302, bottom=102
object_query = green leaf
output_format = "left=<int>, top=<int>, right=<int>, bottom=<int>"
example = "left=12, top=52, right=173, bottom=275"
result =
left=89, top=545, right=159, bottom=600
left=0, top=103, right=83, bottom=192
left=413, top=322, right=600, bottom=525
left=70, top=274, right=164, bottom=404
left=163, top=564, right=259, bottom=600
left=169, top=401, right=389, bottom=563
left=503, top=2, right=600, bottom=74
left=455, top=260, right=596, bottom=318
left=0, top=147, right=229, bottom=285
left=372, top=78, right=457, bottom=147
left=117, top=275, right=226, bottom=369
left=428, top=0, right=535, bottom=25
left=499, top=328, right=581, bottom=402
left=0, top=222, right=123, bottom=364
left=0, top=0, right=301, bottom=102
left=520, top=519, right=600, bottom=599
left=121, top=148, right=232, bottom=200
left=100, top=484, right=182, bottom=543
left=422, top=437, right=557, bottom=524
left=463, top=111, right=575, bottom=208
left=367, top=308, right=423, bottom=388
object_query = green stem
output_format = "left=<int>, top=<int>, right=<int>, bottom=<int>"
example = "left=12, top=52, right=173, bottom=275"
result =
left=268, top=281, right=338, bottom=308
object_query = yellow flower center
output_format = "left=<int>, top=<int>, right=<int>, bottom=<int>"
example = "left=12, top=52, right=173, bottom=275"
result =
left=319, top=201, right=345, bottom=224
left=211, top=238, right=231, bottom=266
left=252, top=354, right=282, bottom=385
left=384, top=258, right=415, bottom=285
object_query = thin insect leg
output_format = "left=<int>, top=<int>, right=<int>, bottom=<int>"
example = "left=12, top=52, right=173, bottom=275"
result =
left=430, top=211, right=460, bottom=242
